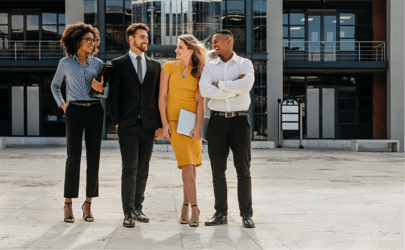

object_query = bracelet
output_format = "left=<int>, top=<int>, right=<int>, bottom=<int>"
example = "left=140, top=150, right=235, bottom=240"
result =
left=163, top=123, right=170, bottom=128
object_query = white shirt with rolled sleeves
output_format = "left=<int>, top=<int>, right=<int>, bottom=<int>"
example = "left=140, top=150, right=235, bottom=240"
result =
left=199, top=53, right=255, bottom=112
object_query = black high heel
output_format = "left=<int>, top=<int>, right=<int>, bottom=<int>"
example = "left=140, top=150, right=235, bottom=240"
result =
left=64, top=202, right=75, bottom=223
left=189, top=205, right=200, bottom=227
left=82, top=201, right=94, bottom=222
left=180, top=204, right=189, bottom=224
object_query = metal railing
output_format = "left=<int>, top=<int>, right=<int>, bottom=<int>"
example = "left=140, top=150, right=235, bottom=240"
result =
left=0, top=40, right=65, bottom=60
left=283, top=41, right=386, bottom=62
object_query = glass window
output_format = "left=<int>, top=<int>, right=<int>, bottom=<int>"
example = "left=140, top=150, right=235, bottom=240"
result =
left=290, top=14, right=305, bottom=25
left=357, top=12, right=371, bottom=25
left=283, top=27, right=288, bottom=38
left=42, top=25, right=58, bottom=39
left=290, top=26, right=304, bottom=38
left=106, top=0, right=124, bottom=26
left=84, top=0, right=97, bottom=26
left=254, top=61, right=267, bottom=87
left=227, top=27, right=245, bottom=52
left=0, top=13, right=7, bottom=24
left=253, top=88, right=267, bottom=114
left=340, top=39, right=355, bottom=51
left=253, top=26, right=266, bottom=52
left=124, top=0, right=132, bottom=25
left=0, top=26, right=8, bottom=49
left=106, top=26, right=124, bottom=52
left=340, top=13, right=355, bottom=25
left=289, top=39, right=305, bottom=51
left=338, top=111, right=355, bottom=123
left=58, top=26, right=65, bottom=38
left=253, top=0, right=266, bottom=26
left=340, top=26, right=355, bottom=38
left=283, top=14, right=288, bottom=25
left=42, top=13, right=57, bottom=25
left=227, top=0, right=245, bottom=15
left=254, top=115, right=267, bottom=141
left=338, top=86, right=356, bottom=97
left=58, top=14, right=65, bottom=25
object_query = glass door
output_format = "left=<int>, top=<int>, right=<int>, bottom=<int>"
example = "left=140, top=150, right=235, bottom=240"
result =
left=323, top=15, right=337, bottom=61
left=307, top=14, right=337, bottom=62
left=11, top=14, right=24, bottom=60
left=10, top=14, right=40, bottom=60
left=308, top=15, right=321, bottom=61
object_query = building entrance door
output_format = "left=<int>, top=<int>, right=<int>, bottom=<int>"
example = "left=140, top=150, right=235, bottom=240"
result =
left=306, top=86, right=336, bottom=139
left=10, top=13, right=40, bottom=60
left=308, top=14, right=337, bottom=62
left=11, top=84, right=40, bottom=136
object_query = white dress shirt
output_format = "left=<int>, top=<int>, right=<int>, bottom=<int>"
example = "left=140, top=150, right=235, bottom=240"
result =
left=129, top=50, right=147, bottom=83
left=199, top=53, right=255, bottom=112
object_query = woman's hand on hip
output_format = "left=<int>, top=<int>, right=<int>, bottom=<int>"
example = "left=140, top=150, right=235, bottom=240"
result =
left=190, top=127, right=202, bottom=140
left=163, top=123, right=172, bottom=140
left=92, top=76, right=104, bottom=93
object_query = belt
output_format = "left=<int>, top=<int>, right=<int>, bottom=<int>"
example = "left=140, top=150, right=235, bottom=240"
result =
left=212, top=111, right=249, bottom=118
left=69, top=101, right=100, bottom=107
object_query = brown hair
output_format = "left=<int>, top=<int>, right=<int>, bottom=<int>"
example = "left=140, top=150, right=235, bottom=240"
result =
left=178, top=35, right=207, bottom=79
left=126, top=23, right=150, bottom=41
left=60, top=22, right=100, bottom=56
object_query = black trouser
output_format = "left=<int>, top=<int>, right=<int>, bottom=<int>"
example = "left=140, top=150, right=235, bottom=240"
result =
left=64, top=102, right=104, bottom=198
left=118, top=121, right=155, bottom=215
left=207, top=114, right=253, bottom=216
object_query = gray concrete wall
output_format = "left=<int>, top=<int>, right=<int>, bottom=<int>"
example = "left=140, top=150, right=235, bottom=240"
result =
left=267, top=0, right=283, bottom=144
left=65, top=0, right=84, bottom=25
left=387, top=0, right=405, bottom=151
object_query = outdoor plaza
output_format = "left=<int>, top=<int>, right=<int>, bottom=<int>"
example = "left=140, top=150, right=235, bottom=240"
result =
left=0, top=147, right=403, bottom=249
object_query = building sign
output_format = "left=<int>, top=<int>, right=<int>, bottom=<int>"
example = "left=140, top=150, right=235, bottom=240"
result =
left=281, top=98, right=299, bottom=131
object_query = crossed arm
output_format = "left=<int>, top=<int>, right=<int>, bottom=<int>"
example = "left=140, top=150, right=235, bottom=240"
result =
left=199, top=60, right=255, bottom=99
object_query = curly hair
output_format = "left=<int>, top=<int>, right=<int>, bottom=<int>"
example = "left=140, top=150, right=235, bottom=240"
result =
left=178, top=35, right=207, bottom=79
left=60, top=22, right=100, bottom=56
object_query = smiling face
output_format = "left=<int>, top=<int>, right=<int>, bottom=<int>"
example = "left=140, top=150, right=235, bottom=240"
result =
left=175, top=39, right=193, bottom=62
left=78, top=32, right=95, bottom=54
left=129, top=28, right=149, bottom=53
left=212, top=33, right=233, bottom=57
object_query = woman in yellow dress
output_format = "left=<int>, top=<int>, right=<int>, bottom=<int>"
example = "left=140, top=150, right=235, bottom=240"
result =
left=159, top=35, right=206, bottom=227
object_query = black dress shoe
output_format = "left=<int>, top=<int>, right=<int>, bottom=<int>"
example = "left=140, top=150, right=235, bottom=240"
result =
left=134, top=208, right=149, bottom=222
left=204, top=212, right=227, bottom=226
left=241, top=213, right=255, bottom=228
left=123, top=212, right=135, bottom=227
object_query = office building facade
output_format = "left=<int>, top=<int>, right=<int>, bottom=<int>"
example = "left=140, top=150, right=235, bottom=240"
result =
left=0, top=0, right=403, bottom=149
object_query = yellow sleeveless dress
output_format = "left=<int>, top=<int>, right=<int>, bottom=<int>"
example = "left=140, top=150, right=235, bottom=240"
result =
left=163, top=61, right=202, bottom=169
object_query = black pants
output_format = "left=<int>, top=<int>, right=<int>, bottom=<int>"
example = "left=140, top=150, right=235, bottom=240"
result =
left=207, top=114, right=253, bottom=216
left=64, top=103, right=104, bottom=198
left=118, top=121, right=155, bottom=214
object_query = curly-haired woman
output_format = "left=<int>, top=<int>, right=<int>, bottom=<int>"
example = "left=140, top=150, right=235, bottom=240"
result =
left=159, top=35, right=206, bottom=227
left=51, top=22, right=108, bottom=223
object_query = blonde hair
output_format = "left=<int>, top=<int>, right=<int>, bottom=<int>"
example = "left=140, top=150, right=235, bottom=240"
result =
left=178, top=35, right=207, bottom=79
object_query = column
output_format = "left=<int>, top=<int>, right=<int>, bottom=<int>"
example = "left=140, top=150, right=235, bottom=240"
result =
left=65, top=0, right=84, bottom=25
left=267, top=0, right=283, bottom=144
left=387, top=0, right=404, bottom=150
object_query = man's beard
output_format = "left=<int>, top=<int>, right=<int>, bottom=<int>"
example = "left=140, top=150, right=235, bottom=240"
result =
left=134, top=41, right=147, bottom=52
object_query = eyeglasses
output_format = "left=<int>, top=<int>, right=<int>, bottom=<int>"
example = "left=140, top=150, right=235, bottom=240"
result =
left=81, top=38, right=99, bottom=44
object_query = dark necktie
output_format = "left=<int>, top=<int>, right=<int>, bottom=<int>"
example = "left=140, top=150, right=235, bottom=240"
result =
left=136, top=56, right=143, bottom=84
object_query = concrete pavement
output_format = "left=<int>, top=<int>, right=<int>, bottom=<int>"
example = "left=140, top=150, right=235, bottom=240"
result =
left=0, top=147, right=403, bottom=249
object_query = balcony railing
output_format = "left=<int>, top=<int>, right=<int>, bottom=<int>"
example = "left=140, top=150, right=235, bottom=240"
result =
left=0, top=40, right=65, bottom=60
left=283, top=41, right=386, bottom=62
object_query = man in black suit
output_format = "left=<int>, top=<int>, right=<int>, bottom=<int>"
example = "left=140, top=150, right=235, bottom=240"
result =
left=109, top=23, right=163, bottom=227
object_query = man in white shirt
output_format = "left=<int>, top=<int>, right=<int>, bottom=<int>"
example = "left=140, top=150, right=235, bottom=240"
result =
left=200, top=30, right=255, bottom=228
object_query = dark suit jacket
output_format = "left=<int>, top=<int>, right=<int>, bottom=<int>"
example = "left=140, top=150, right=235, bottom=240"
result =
left=109, top=53, right=162, bottom=130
